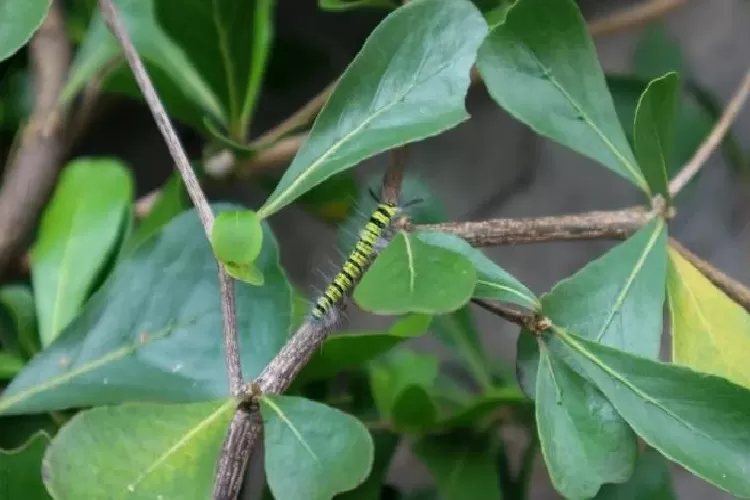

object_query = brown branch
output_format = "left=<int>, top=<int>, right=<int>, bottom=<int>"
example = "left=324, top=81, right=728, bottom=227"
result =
left=211, top=146, right=409, bottom=500
left=235, top=133, right=307, bottom=178
left=471, top=298, right=540, bottom=330
left=97, top=0, right=243, bottom=397
left=251, top=82, right=337, bottom=149
left=213, top=403, right=263, bottom=500
left=587, top=0, right=687, bottom=38
left=668, top=238, right=750, bottom=313
left=668, top=68, right=750, bottom=197
left=0, top=0, right=70, bottom=279
left=410, top=206, right=654, bottom=246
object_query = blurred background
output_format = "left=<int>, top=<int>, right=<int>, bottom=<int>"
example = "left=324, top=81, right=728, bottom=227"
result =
left=1, top=0, right=748, bottom=498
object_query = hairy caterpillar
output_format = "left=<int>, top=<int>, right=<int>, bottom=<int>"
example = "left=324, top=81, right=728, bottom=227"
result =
left=310, top=200, right=399, bottom=321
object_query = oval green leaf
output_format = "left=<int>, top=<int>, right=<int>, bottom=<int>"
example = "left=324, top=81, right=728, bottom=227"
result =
left=542, top=218, right=667, bottom=359
left=595, top=447, right=677, bottom=500
left=537, top=347, right=635, bottom=499
left=211, top=210, right=264, bottom=285
left=156, top=0, right=274, bottom=133
left=667, top=247, right=750, bottom=389
left=369, top=349, right=438, bottom=430
left=126, top=174, right=187, bottom=252
left=476, top=0, right=648, bottom=193
left=0, top=205, right=291, bottom=415
left=62, top=0, right=223, bottom=128
left=0, top=0, right=51, bottom=63
left=551, top=328, right=750, bottom=498
left=355, top=232, right=477, bottom=315
left=31, top=159, right=134, bottom=347
left=416, top=231, right=538, bottom=310
left=0, top=431, right=51, bottom=499
left=412, top=433, right=502, bottom=500
left=337, top=430, right=399, bottom=500
left=297, top=313, right=432, bottom=383
left=261, top=395, right=374, bottom=500
left=0, top=285, right=39, bottom=358
left=257, top=0, right=488, bottom=218
left=431, top=305, right=493, bottom=389
left=633, top=72, right=679, bottom=200
left=0, top=352, right=25, bottom=380
left=42, top=399, right=234, bottom=499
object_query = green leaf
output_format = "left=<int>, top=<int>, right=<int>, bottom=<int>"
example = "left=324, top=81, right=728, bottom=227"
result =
left=261, top=395, right=374, bottom=500
left=298, top=314, right=432, bottom=383
left=550, top=328, right=750, bottom=498
left=0, top=0, right=51, bottom=63
left=355, top=232, right=477, bottom=315
left=0, top=205, right=291, bottom=415
left=633, top=24, right=685, bottom=80
left=211, top=210, right=265, bottom=285
left=416, top=231, right=538, bottom=310
left=127, top=174, right=187, bottom=252
left=595, top=447, right=676, bottom=500
left=536, top=347, right=635, bottom=499
left=607, top=74, right=716, bottom=184
left=257, top=0, right=488, bottom=218
left=431, top=306, right=492, bottom=390
left=515, top=330, right=539, bottom=400
left=667, top=247, right=750, bottom=389
left=0, top=352, right=24, bottom=379
left=42, top=399, right=234, bottom=499
left=31, top=159, right=134, bottom=347
left=633, top=72, right=679, bottom=200
left=0, top=431, right=51, bottom=499
left=62, top=0, right=223, bottom=128
left=156, top=0, right=275, bottom=135
left=429, top=387, right=526, bottom=430
left=370, top=349, right=438, bottom=429
left=336, top=430, right=399, bottom=500
left=319, top=0, right=397, bottom=12
left=0, top=285, right=39, bottom=358
left=542, top=218, right=667, bottom=359
left=476, top=0, right=648, bottom=193
left=412, top=432, right=502, bottom=500
left=259, top=169, right=360, bottom=225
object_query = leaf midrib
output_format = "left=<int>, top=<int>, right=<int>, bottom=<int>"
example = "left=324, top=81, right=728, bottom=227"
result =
left=557, top=329, right=719, bottom=447
left=48, top=200, right=86, bottom=344
left=128, top=399, right=234, bottom=491
left=521, top=47, right=648, bottom=193
left=595, top=220, right=664, bottom=345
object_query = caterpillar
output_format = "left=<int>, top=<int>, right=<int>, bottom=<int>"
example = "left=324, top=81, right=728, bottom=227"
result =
left=311, top=201, right=399, bottom=321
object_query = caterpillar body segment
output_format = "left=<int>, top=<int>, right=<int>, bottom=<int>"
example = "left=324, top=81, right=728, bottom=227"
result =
left=311, top=202, right=399, bottom=320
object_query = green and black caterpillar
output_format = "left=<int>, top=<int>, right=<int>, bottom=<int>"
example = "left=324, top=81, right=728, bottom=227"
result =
left=310, top=201, right=399, bottom=321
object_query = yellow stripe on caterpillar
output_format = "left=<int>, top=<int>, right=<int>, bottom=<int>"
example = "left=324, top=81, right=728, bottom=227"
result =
left=311, top=202, right=398, bottom=320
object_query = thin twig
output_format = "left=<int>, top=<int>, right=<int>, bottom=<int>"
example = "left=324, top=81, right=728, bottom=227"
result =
left=668, top=238, right=750, bottom=313
left=0, top=0, right=70, bottom=279
left=98, top=0, right=214, bottom=235
left=587, top=0, right=687, bottom=38
left=471, top=298, right=539, bottom=330
left=668, top=68, right=750, bottom=197
left=235, top=133, right=307, bottom=178
left=410, top=206, right=654, bottom=246
left=381, top=147, right=409, bottom=205
left=98, top=0, right=243, bottom=396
